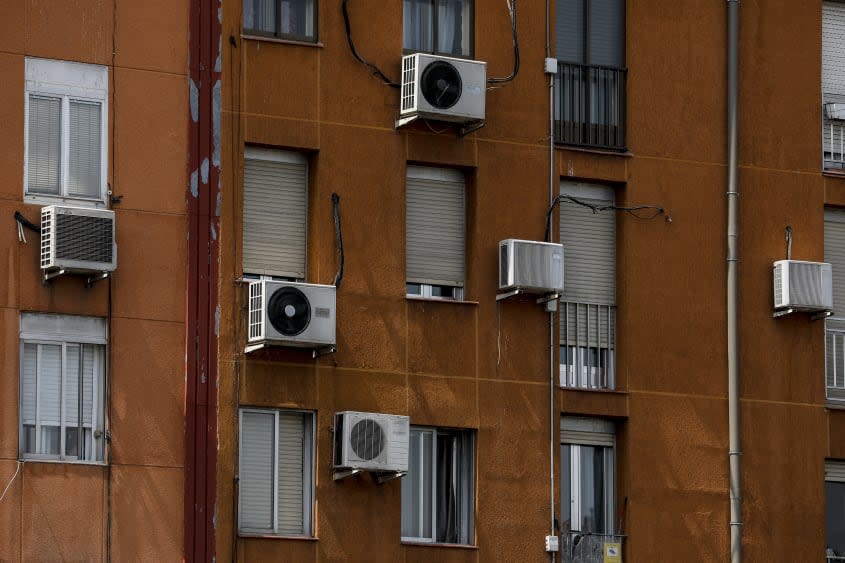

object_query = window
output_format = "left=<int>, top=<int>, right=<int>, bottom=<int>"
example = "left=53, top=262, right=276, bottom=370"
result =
left=560, top=417, right=622, bottom=562
left=406, top=165, right=466, bottom=300
left=239, top=408, right=314, bottom=536
left=24, top=58, right=108, bottom=206
left=559, top=182, right=616, bottom=390
left=554, top=0, right=626, bottom=150
left=826, top=209, right=845, bottom=401
left=242, top=147, right=307, bottom=280
left=401, top=427, right=474, bottom=544
left=824, top=2, right=845, bottom=170
left=827, top=461, right=845, bottom=559
left=243, top=0, right=317, bottom=42
left=19, top=313, right=107, bottom=463
left=403, top=0, right=473, bottom=58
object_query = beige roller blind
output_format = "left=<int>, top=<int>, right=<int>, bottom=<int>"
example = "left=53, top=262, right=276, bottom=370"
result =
left=243, top=148, right=307, bottom=278
left=277, top=412, right=306, bottom=535
left=406, top=166, right=465, bottom=286
left=560, top=416, right=614, bottom=447
left=826, top=460, right=845, bottom=482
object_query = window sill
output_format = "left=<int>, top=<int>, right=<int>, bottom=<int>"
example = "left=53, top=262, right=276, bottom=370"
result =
left=401, top=541, right=478, bottom=549
left=238, top=533, right=318, bottom=541
left=241, top=34, right=323, bottom=48
left=555, top=145, right=633, bottom=158
left=25, top=194, right=108, bottom=209
left=824, top=169, right=845, bottom=179
left=826, top=400, right=845, bottom=411
left=19, top=457, right=107, bottom=466
left=406, top=296, right=478, bottom=306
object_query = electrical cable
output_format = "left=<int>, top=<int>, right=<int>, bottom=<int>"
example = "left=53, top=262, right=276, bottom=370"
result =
left=544, top=194, right=670, bottom=242
left=341, top=0, right=400, bottom=88
left=14, top=211, right=41, bottom=234
left=332, top=193, right=345, bottom=288
left=488, top=0, right=520, bottom=85
left=0, top=461, right=21, bottom=503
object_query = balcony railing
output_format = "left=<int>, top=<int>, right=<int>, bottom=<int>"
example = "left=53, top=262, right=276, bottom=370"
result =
left=826, top=319, right=845, bottom=402
left=561, top=532, right=625, bottom=563
left=824, top=94, right=845, bottom=170
left=560, top=303, right=616, bottom=390
left=554, top=62, right=627, bottom=151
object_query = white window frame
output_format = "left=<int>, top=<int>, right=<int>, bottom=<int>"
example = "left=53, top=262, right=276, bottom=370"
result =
left=237, top=407, right=315, bottom=537
left=403, top=0, right=474, bottom=58
left=560, top=417, right=616, bottom=535
left=401, top=426, right=475, bottom=545
left=19, top=313, right=107, bottom=464
left=405, top=165, right=466, bottom=301
left=242, top=146, right=308, bottom=281
left=242, top=0, right=318, bottom=42
left=24, top=57, right=109, bottom=207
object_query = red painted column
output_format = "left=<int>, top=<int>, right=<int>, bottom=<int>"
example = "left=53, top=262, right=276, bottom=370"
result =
left=186, top=0, right=221, bottom=560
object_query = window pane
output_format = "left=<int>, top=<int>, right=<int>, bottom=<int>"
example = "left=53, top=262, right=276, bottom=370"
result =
left=27, top=96, right=62, bottom=195
left=828, top=481, right=845, bottom=555
left=402, top=429, right=423, bottom=537
left=240, top=411, right=276, bottom=531
left=561, top=444, right=572, bottom=530
left=437, top=0, right=471, bottom=56
left=39, top=345, right=62, bottom=455
left=68, top=100, right=102, bottom=198
left=277, top=412, right=306, bottom=535
left=404, top=0, right=434, bottom=52
left=435, top=433, right=457, bottom=542
left=64, top=344, right=80, bottom=428
left=280, top=0, right=314, bottom=38
left=244, top=0, right=276, bottom=33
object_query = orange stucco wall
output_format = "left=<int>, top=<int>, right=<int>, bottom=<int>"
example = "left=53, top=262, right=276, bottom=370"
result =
left=0, top=1, right=189, bottom=560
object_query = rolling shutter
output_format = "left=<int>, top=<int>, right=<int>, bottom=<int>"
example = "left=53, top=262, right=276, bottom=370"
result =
left=68, top=100, right=102, bottom=198
left=277, top=412, right=306, bottom=535
left=406, top=166, right=465, bottom=286
left=240, top=411, right=275, bottom=531
left=824, top=2, right=845, bottom=96
left=559, top=183, right=616, bottom=305
left=242, top=148, right=307, bottom=278
left=588, top=0, right=625, bottom=68
left=827, top=460, right=845, bottom=482
left=27, top=95, right=62, bottom=195
left=826, top=210, right=845, bottom=316
left=555, top=0, right=584, bottom=63
left=561, top=416, right=614, bottom=446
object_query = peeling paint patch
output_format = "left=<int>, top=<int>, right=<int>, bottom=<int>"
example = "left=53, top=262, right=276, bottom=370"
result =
left=214, top=37, right=222, bottom=73
left=190, top=169, right=199, bottom=198
left=210, top=223, right=217, bottom=241
left=212, top=80, right=221, bottom=167
left=214, top=305, right=221, bottom=336
left=215, top=191, right=222, bottom=218
left=201, top=158, right=209, bottom=185
left=190, top=79, right=199, bottom=123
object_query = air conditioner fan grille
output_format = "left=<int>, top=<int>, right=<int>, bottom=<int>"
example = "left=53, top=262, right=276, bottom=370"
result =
left=349, top=419, right=385, bottom=461
left=55, top=214, right=113, bottom=263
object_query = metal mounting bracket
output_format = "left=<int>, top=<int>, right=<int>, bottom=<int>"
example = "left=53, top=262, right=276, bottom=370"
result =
left=42, top=269, right=66, bottom=284
left=458, top=120, right=486, bottom=137
left=812, top=310, right=834, bottom=321
left=373, top=471, right=406, bottom=485
left=496, top=289, right=523, bottom=301
left=333, top=468, right=363, bottom=481
left=313, top=345, right=337, bottom=359
left=85, top=272, right=110, bottom=288
left=773, top=308, right=795, bottom=318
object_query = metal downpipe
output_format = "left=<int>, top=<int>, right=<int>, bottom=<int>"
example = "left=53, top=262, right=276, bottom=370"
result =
left=547, top=2, right=558, bottom=562
left=726, top=1, right=742, bottom=562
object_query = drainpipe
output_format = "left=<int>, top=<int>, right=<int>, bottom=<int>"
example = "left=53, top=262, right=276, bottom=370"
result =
left=726, top=1, right=742, bottom=562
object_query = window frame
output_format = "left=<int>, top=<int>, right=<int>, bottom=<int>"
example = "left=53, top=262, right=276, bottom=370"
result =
left=19, top=313, right=107, bottom=464
left=555, top=0, right=626, bottom=68
left=827, top=460, right=845, bottom=558
left=403, top=0, right=475, bottom=59
left=401, top=426, right=475, bottom=545
left=560, top=417, right=616, bottom=536
left=237, top=407, right=316, bottom=538
left=242, top=0, right=318, bottom=43
left=24, top=57, right=109, bottom=208
left=405, top=165, right=467, bottom=302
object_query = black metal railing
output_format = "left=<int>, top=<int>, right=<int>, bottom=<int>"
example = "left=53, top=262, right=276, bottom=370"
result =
left=555, top=62, right=627, bottom=151
left=561, top=532, right=625, bottom=563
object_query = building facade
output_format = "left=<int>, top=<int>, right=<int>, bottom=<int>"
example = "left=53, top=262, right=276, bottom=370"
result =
left=3, top=1, right=845, bottom=562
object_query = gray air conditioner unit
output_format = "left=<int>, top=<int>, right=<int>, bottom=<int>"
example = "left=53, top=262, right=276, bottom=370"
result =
left=398, top=53, right=486, bottom=127
left=246, top=280, right=336, bottom=352
left=333, top=411, right=409, bottom=473
left=40, top=205, right=116, bottom=278
left=499, top=239, right=564, bottom=294
left=773, top=259, right=833, bottom=313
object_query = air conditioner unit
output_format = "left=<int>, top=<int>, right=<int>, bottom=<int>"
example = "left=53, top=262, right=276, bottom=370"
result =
left=773, top=259, right=833, bottom=313
left=332, top=411, right=410, bottom=472
left=246, top=280, right=336, bottom=351
left=499, top=239, right=564, bottom=294
left=398, top=53, right=486, bottom=127
left=40, top=205, right=116, bottom=277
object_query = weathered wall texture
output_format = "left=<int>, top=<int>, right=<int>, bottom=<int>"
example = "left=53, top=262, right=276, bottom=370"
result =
left=213, top=1, right=838, bottom=562
left=0, top=1, right=189, bottom=560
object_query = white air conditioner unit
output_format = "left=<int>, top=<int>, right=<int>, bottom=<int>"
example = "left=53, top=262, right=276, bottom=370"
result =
left=333, top=411, right=409, bottom=473
left=398, top=53, right=486, bottom=127
left=40, top=205, right=116, bottom=277
left=246, top=280, right=336, bottom=351
left=773, top=259, right=833, bottom=313
left=499, top=239, right=564, bottom=294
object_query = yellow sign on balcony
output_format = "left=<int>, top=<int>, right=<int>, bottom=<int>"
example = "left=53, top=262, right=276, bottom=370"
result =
left=604, top=542, right=622, bottom=563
